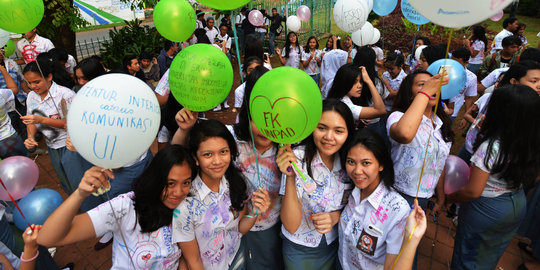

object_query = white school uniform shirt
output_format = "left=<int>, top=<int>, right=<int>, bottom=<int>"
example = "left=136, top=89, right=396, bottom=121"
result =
left=449, top=69, right=478, bottom=118
left=172, top=175, right=242, bottom=269
left=234, top=137, right=282, bottom=231
left=205, top=27, right=219, bottom=43
left=65, top=54, right=77, bottom=74
left=16, top=34, right=55, bottom=64
left=255, top=17, right=269, bottom=33
left=382, top=69, right=406, bottom=111
left=491, top=29, right=513, bottom=53
left=0, top=89, right=15, bottom=140
left=157, top=126, right=170, bottom=144
left=155, top=69, right=170, bottom=96
left=480, top=67, right=508, bottom=89
left=234, top=82, right=246, bottom=108
left=88, top=192, right=181, bottom=270
left=367, top=80, right=389, bottom=124
left=26, top=82, right=75, bottom=149
left=281, top=45, right=303, bottom=68
left=341, top=96, right=362, bottom=126
left=321, top=49, right=349, bottom=98
left=471, top=140, right=518, bottom=197
left=338, top=184, right=410, bottom=270
left=279, top=147, right=353, bottom=247
left=372, top=46, right=384, bottom=72
left=235, top=14, right=246, bottom=26
left=464, top=93, right=491, bottom=153
left=387, top=112, right=451, bottom=198
left=196, top=20, right=204, bottom=30
left=301, top=49, right=322, bottom=75
left=216, top=33, right=232, bottom=50
left=469, top=40, right=486, bottom=65
left=350, top=47, right=357, bottom=60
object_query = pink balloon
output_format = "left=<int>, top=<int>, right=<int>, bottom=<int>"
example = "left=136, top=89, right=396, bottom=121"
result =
left=490, top=10, right=504, bottom=21
left=248, top=10, right=264, bottom=26
left=443, top=155, right=470, bottom=194
left=0, top=156, right=39, bottom=201
left=297, top=5, right=311, bottom=22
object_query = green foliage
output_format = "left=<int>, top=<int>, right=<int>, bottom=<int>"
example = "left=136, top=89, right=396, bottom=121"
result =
left=401, top=17, right=418, bottom=33
left=37, top=0, right=88, bottom=38
left=100, top=19, right=165, bottom=70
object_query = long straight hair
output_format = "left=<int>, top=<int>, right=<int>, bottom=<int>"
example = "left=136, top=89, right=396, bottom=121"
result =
left=327, top=63, right=361, bottom=100
left=284, top=32, right=300, bottom=58
left=352, top=46, right=381, bottom=106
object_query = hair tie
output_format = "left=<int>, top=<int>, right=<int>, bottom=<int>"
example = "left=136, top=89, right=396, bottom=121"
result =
left=394, top=49, right=402, bottom=55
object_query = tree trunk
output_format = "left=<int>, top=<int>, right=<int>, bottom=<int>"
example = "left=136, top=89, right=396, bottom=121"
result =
left=39, top=0, right=78, bottom=60
left=51, top=24, right=77, bottom=60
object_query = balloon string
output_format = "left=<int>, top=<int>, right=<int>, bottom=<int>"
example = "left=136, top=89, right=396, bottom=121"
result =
left=382, top=16, right=385, bottom=52
left=34, top=59, right=62, bottom=118
left=391, top=222, right=418, bottom=270
left=231, top=11, right=244, bottom=84
left=0, top=177, right=34, bottom=232
left=409, top=25, right=420, bottom=73
left=0, top=94, right=22, bottom=117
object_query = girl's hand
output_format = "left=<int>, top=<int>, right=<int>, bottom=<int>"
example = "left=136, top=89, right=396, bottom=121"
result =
left=175, top=108, right=198, bottom=131
left=20, top=115, right=43, bottom=125
left=276, top=144, right=296, bottom=176
left=275, top=47, right=281, bottom=56
left=65, top=136, right=77, bottom=152
left=421, top=73, right=449, bottom=97
left=22, top=225, right=41, bottom=250
left=24, top=138, right=38, bottom=150
left=359, top=66, right=373, bottom=85
left=77, top=167, right=114, bottom=198
left=251, top=188, right=271, bottom=213
left=311, top=212, right=335, bottom=234
left=405, top=200, right=427, bottom=241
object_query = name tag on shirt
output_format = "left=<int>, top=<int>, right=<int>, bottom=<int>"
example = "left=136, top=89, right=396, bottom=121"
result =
left=356, top=225, right=383, bottom=256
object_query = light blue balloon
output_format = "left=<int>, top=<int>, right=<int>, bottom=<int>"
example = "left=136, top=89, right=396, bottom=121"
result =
left=13, top=189, right=63, bottom=231
left=372, top=0, right=398, bottom=16
left=401, top=0, right=430, bottom=25
left=426, top=59, right=467, bottom=100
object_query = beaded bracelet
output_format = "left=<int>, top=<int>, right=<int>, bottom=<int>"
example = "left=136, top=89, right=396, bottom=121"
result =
left=418, top=91, right=434, bottom=100
left=20, top=250, right=39, bottom=263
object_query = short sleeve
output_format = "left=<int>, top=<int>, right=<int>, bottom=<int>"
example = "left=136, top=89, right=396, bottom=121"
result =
left=471, top=140, right=499, bottom=173
left=155, top=70, right=170, bottom=96
left=481, top=70, right=498, bottom=88
left=234, top=83, right=245, bottom=108
left=386, top=111, right=404, bottom=137
left=171, top=199, right=196, bottom=243
left=87, top=193, right=132, bottom=238
left=281, top=48, right=286, bottom=57
left=0, top=89, right=14, bottom=106
left=385, top=209, right=409, bottom=254
left=301, top=51, right=308, bottom=61
left=465, top=74, right=478, bottom=97
left=226, top=38, right=232, bottom=49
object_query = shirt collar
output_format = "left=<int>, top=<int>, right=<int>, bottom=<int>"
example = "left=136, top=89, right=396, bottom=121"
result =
left=422, top=113, right=443, bottom=132
left=351, top=182, right=387, bottom=208
left=313, top=150, right=341, bottom=173
left=193, top=174, right=228, bottom=200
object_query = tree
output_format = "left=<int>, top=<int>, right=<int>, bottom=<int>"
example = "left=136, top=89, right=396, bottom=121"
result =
left=37, top=0, right=88, bottom=59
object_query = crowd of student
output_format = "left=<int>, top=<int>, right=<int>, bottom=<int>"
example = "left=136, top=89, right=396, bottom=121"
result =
left=0, top=7, right=539, bottom=270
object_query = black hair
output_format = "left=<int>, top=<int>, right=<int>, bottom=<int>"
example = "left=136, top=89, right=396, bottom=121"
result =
left=300, top=99, right=355, bottom=178
left=417, top=36, right=431, bottom=46
left=515, top=22, right=526, bottom=34
left=74, top=57, right=106, bottom=83
left=194, top=28, right=211, bottom=44
left=206, top=16, right=215, bottom=23
left=324, top=35, right=341, bottom=51
left=421, top=45, right=445, bottom=65
left=471, top=25, right=488, bottom=52
left=188, top=119, right=248, bottom=211
left=520, top=48, right=540, bottom=63
left=219, top=23, right=228, bottom=30
left=272, top=8, right=277, bottom=11
left=242, top=56, right=264, bottom=75
left=352, top=46, right=382, bottom=106
left=234, top=65, right=270, bottom=142
left=26, top=53, right=75, bottom=89
left=341, top=128, right=395, bottom=189
left=502, top=17, right=518, bottom=29
left=498, top=61, right=540, bottom=86
left=241, top=7, right=248, bottom=13
left=304, top=36, right=319, bottom=53
left=123, top=54, right=138, bottom=69
left=139, top=51, right=153, bottom=61
left=392, top=70, right=454, bottom=142
left=244, top=35, right=264, bottom=60
left=132, top=145, right=196, bottom=233
left=196, top=10, right=204, bottom=19
left=89, top=55, right=103, bottom=62
left=284, top=32, right=300, bottom=58
left=48, top=48, right=69, bottom=62
left=327, top=63, right=362, bottom=100
left=384, top=52, right=405, bottom=68
left=501, top=35, right=522, bottom=47
left=452, top=47, right=471, bottom=62
left=164, top=40, right=174, bottom=51
left=474, top=84, right=540, bottom=190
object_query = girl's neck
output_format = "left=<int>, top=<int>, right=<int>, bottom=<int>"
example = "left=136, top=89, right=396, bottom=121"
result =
left=39, top=89, right=50, bottom=101
left=291, top=44, right=297, bottom=48
left=255, top=143, right=273, bottom=154
left=200, top=173, right=222, bottom=193
left=318, top=151, right=335, bottom=171
left=310, top=47, right=316, bottom=52
left=360, top=180, right=380, bottom=200
left=391, top=69, right=401, bottom=79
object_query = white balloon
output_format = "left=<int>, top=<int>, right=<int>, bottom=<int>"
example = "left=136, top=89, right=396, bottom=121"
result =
left=286, top=15, right=301, bottom=32
left=67, top=74, right=160, bottom=169
left=408, top=0, right=513, bottom=28
left=415, top=45, right=427, bottom=61
left=358, top=0, right=373, bottom=20
left=333, top=0, right=367, bottom=33
left=0, top=29, right=10, bottom=48
left=351, top=22, right=374, bottom=47
left=369, top=28, right=380, bottom=45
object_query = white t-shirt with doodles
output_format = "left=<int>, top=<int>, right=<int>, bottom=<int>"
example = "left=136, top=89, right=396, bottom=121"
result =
left=281, top=45, right=303, bottom=68
left=301, top=49, right=322, bottom=75
left=87, top=192, right=181, bottom=270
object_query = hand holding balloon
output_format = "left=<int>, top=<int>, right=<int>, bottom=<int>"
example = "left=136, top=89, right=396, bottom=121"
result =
left=22, top=225, right=41, bottom=258
left=77, top=167, right=114, bottom=198
left=420, top=73, right=449, bottom=98
left=175, top=108, right=198, bottom=131
left=23, top=138, right=38, bottom=150
left=276, top=145, right=296, bottom=177
left=250, top=187, right=271, bottom=214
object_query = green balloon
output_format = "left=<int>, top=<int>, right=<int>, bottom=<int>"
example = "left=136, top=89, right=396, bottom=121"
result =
left=249, top=67, right=322, bottom=144
left=169, top=44, right=233, bottom=112
left=3, top=40, right=15, bottom=57
left=197, top=0, right=251, bottom=10
left=0, top=0, right=44, bottom=34
left=154, top=0, right=196, bottom=42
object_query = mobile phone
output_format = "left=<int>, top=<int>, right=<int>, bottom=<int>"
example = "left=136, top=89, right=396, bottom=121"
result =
left=264, top=52, right=269, bottom=61
left=438, top=65, right=452, bottom=77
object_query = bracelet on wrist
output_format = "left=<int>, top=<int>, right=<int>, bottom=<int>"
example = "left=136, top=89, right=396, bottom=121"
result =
left=418, top=91, right=434, bottom=100
left=20, top=250, right=39, bottom=263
